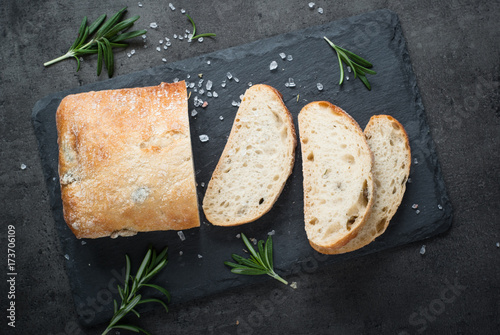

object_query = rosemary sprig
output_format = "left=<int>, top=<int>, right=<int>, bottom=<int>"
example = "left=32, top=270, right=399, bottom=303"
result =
left=44, top=7, right=146, bottom=77
left=102, top=246, right=170, bottom=335
left=224, top=234, right=288, bottom=285
left=324, top=36, right=377, bottom=90
left=186, top=14, right=216, bottom=40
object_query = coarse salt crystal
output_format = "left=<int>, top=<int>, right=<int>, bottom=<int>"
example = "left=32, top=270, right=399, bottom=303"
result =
left=412, top=204, right=419, bottom=209
left=206, top=80, right=213, bottom=90
left=181, top=8, right=186, bottom=14
left=173, top=34, right=178, bottom=39
left=268, top=230, right=275, bottom=236
left=415, top=209, right=421, bottom=214
left=347, top=66, right=352, bottom=73
left=308, top=2, right=315, bottom=9
left=286, top=78, right=296, bottom=88
left=199, top=134, right=209, bottom=142
left=166, top=41, right=172, bottom=46
left=279, top=52, right=286, bottom=59
left=201, top=182, right=205, bottom=187
left=318, top=7, right=324, bottom=14
left=64, top=254, right=70, bottom=260
left=81, top=241, right=87, bottom=245
left=179, top=36, right=184, bottom=41
left=130, top=49, right=136, bottom=55
left=226, top=72, right=233, bottom=80
left=437, top=204, right=443, bottom=210
left=207, top=92, right=212, bottom=97
left=496, top=242, right=500, bottom=248
left=159, top=39, right=164, bottom=44
left=286, top=54, right=293, bottom=61
left=198, top=254, right=203, bottom=259
left=179, top=251, right=184, bottom=255
left=420, top=245, right=426, bottom=255
left=231, top=100, right=240, bottom=107
left=270, top=60, right=278, bottom=71
left=207, top=60, right=211, bottom=65
left=178, top=231, right=186, bottom=241
left=150, top=22, right=158, bottom=29
left=198, top=37, right=204, bottom=43
left=156, top=46, right=161, bottom=52
left=20, top=163, right=26, bottom=170
left=236, top=234, right=241, bottom=238
left=191, top=109, right=198, bottom=117
left=213, top=91, right=218, bottom=98
left=414, top=158, right=419, bottom=165
left=199, top=88, right=205, bottom=95
left=346, top=75, right=350, bottom=81
left=290, top=282, right=298, bottom=289
left=138, top=2, right=143, bottom=7
left=219, top=116, right=224, bottom=121
left=169, top=3, right=175, bottom=10
left=248, top=82, right=253, bottom=86
left=163, top=45, right=168, bottom=50
left=317, top=83, right=324, bottom=91
left=234, top=77, right=239, bottom=83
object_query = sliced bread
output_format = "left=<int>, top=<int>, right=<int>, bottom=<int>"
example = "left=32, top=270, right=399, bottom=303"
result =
left=202, top=84, right=297, bottom=226
left=298, top=101, right=375, bottom=253
left=329, top=115, right=411, bottom=254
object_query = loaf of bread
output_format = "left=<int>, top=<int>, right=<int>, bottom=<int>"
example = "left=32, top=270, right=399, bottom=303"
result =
left=202, top=84, right=297, bottom=226
left=329, top=115, right=411, bottom=254
left=298, top=101, right=374, bottom=253
left=56, top=82, right=200, bottom=239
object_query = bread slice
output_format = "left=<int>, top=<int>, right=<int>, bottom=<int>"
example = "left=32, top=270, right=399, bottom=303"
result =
left=329, top=115, right=411, bottom=254
left=202, top=84, right=296, bottom=226
left=57, top=82, right=200, bottom=238
left=298, top=101, right=374, bottom=253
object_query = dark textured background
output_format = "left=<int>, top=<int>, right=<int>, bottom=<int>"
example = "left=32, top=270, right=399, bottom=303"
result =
left=1, top=1, right=499, bottom=334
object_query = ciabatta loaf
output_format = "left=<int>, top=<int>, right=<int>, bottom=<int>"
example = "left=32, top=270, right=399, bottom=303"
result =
left=330, top=115, right=411, bottom=254
left=298, top=101, right=374, bottom=253
left=57, top=82, right=200, bottom=238
left=202, top=84, right=296, bottom=226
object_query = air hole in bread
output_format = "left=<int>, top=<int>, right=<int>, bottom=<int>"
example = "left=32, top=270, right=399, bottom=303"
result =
left=219, top=201, right=226, bottom=207
left=246, top=145, right=252, bottom=150
left=273, top=175, right=280, bottom=181
left=342, top=154, right=355, bottom=164
left=390, top=139, right=394, bottom=146
left=302, top=138, right=309, bottom=144
left=361, top=180, right=369, bottom=207
left=376, top=218, right=387, bottom=233
left=243, top=162, right=248, bottom=167
left=259, top=198, right=264, bottom=205
left=392, top=186, right=397, bottom=194
left=401, top=176, right=407, bottom=185
left=309, top=217, right=318, bottom=225
left=340, top=143, right=347, bottom=149
left=382, top=206, right=388, bottom=212
left=391, top=121, right=400, bottom=130
left=307, top=152, right=314, bottom=161
left=346, top=216, right=358, bottom=231
left=224, top=168, right=231, bottom=173
left=255, top=149, right=263, bottom=154
left=256, top=163, right=264, bottom=169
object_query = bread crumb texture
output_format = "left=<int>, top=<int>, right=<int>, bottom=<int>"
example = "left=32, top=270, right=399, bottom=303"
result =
left=330, top=115, right=411, bottom=254
left=202, top=84, right=296, bottom=226
left=56, top=82, right=200, bottom=238
left=298, top=101, right=374, bottom=252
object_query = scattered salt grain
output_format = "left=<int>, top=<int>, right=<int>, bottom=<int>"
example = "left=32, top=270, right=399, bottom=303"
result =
left=412, top=203, right=419, bottom=209
left=199, top=134, right=209, bottom=142
left=156, top=46, right=161, bottom=52
left=198, top=37, right=204, bottom=43
left=169, top=3, right=175, bottom=10
left=437, top=204, right=443, bottom=210
left=142, top=34, right=147, bottom=39
left=234, top=77, right=240, bottom=83
left=415, top=209, right=421, bottom=215
left=420, top=245, right=426, bottom=255
left=207, top=92, right=212, bottom=97
left=236, top=234, right=241, bottom=238
left=179, top=251, right=184, bottom=256
left=414, top=158, right=419, bottom=165
left=198, top=254, right=203, bottom=259
left=317, top=83, right=324, bottom=91
left=213, top=91, right=219, bottom=98
left=163, top=44, right=168, bottom=50
left=219, top=116, right=224, bottom=121
left=166, top=41, right=172, bottom=47
left=231, top=100, right=240, bottom=107
left=268, top=230, right=275, bottom=236
left=346, top=75, right=350, bottom=81
left=201, top=182, right=205, bottom=187
left=248, top=82, right=253, bottom=86
left=206, top=80, right=213, bottom=90
left=250, top=238, right=258, bottom=245
left=130, top=49, right=136, bottom=55
left=159, top=39, right=164, bottom=44
left=290, top=282, right=298, bottom=289
left=178, top=36, right=184, bottom=41
left=285, top=78, right=296, bottom=88
left=199, top=88, right=205, bottom=95
left=226, top=72, right=233, bottom=80
left=181, top=9, right=186, bottom=14
left=64, top=254, right=70, bottom=260
left=20, top=163, right=26, bottom=170
left=173, top=77, right=179, bottom=82
left=138, top=2, right=143, bottom=7
left=308, top=2, right=315, bottom=9
left=81, top=241, right=87, bottom=245
left=270, top=60, right=278, bottom=71
left=347, top=66, right=352, bottom=73
left=191, top=109, right=198, bottom=117
left=496, top=242, right=499, bottom=248
left=239, top=94, right=244, bottom=100
left=407, top=177, right=412, bottom=183
left=173, top=34, right=178, bottom=39
left=286, top=54, right=293, bottom=61
left=318, top=7, right=324, bottom=14
left=221, top=81, right=227, bottom=88
left=207, top=60, right=211, bottom=65
left=149, top=22, right=158, bottom=29
left=189, top=82, right=195, bottom=89
left=279, top=52, right=286, bottom=59
left=178, top=231, right=186, bottom=241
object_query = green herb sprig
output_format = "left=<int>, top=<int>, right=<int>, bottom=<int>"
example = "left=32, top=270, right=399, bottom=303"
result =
left=324, top=36, right=377, bottom=90
left=224, top=233, right=288, bottom=285
left=44, top=7, right=146, bottom=77
left=186, top=14, right=216, bottom=40
left=102, top=246, right=170, bottom=335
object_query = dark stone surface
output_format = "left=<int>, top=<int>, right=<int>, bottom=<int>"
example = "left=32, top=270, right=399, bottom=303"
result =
left=1, top=1, right=499, bottom=334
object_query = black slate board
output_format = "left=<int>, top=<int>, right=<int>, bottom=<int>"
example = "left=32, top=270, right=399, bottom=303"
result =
left=32, top=9, right=452, bottom=327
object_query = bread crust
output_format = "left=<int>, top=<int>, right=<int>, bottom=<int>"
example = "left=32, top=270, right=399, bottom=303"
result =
left=202, top=84, right=297, bottom=226
left=56, top=82, right=200, bottom=238
left=298, top=101, right=375, bottom=253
